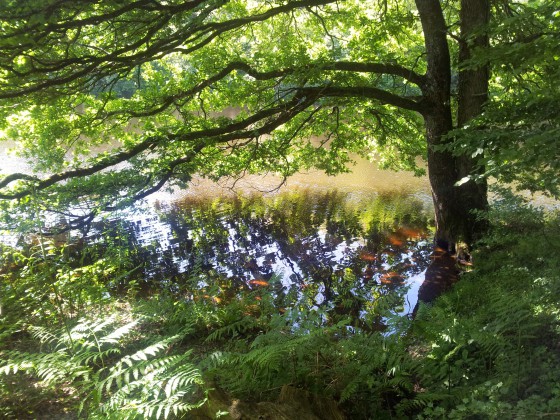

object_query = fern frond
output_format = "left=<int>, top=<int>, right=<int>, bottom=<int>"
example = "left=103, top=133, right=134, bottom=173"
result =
left=205, top=316, right=257, bottom=342
left=3, top=314, right=204, bottom=419
left=100, top=320, right=139, bottom=345
left=96, top=346, right=203, bottom=420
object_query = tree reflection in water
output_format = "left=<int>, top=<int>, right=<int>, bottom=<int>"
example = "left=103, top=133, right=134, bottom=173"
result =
left=95, top=190, right=433, bottom=329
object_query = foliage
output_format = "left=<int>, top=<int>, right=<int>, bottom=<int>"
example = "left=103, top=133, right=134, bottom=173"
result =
left=1, top=187, right=560, bottom=418
left=0, top=234, right=206, bottom=419
left=0, top=315, right=204, bottom=419
left=0, top=0, right=428, bottom=229
left=0, top=1, right=558, bottom=415
left=0, top=235, right=139, bottom=326
left=0, top=0, right=555, bottom=244
left=406, top=193, right=560, bottom=418
left=445, top=1, right=560, bottom=198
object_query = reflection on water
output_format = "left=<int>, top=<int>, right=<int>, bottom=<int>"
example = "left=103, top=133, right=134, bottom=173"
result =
left=0, top=140, right=432, bottom=205
left=180, top=155, right=431, bottom=201
left=1, top=134, right=435, bottom=325
left=89, top=190, right=433, bottom=327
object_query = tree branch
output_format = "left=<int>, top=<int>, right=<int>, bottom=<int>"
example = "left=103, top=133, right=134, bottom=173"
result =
left=105, top=60, right=425, bottom=119
left=0, top=173, right=39, bottom=189
left=322, top=62, right=425, bottom=87
left=0, top=0, right=339, bottom=99
left=0, top=91, right=319, bottom=200
left=298, top=86, right=425, bottom=113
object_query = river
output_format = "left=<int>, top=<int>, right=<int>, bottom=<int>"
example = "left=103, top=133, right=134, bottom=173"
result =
left=1, top=140, right=437, bottom=321
left=2, top=140, right=558, bottom=325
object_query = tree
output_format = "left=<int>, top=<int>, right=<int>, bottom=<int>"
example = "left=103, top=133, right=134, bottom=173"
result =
left=0, top=0, right=514, bottom=247
left=448, top=0, right=560, bottom=200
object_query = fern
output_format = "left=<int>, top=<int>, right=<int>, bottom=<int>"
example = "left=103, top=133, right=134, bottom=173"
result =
left=93, top=350, right=204, bottom=419
left=205, top=315, right=258, bottom=342
left=0, top=315, right=205, bottom=419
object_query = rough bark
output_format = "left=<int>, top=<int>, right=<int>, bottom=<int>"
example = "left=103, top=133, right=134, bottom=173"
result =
left=456, top=0, right=490, bottom=245
left=416, top=0, right=490, bottom=249
left=414, top=0, right=491, bottom=312
left=415, top=0, right=461, bottom=249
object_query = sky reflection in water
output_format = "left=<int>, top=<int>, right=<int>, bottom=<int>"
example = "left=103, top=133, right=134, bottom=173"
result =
left=96, top=190, right=433, bottom=329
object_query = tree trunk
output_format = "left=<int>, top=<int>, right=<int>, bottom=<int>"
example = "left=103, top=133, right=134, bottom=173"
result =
left=416, top=0, right=462, bottom=249
left=425, top=113, right=462, bottom=250
left=412, top=0, right=492, bottom=312
left=416, top=0, right=490, bottom=249
left=456, top=0, right=490, bottom=245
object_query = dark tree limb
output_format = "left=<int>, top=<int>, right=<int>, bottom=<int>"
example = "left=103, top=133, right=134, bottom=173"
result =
left=0, top=87, right=320, bottom=200
left=0, top=0, right=340, bottom=99
left=298, top=86, right=425, bottom=113
left=104, top=60, right=424, bottom=119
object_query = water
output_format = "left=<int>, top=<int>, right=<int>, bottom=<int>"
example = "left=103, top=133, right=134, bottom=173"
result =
left=82, top=190, right=433, bottom=326
left=5, top=143, right=556, bottom=330
left=3, top=136, right=559, bottom=330
left=1, top=142, right=435, bottom=323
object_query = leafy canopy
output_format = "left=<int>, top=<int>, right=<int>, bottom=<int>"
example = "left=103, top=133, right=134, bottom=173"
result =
left=0, top=0, right=558, bottom=229
left=447, top=1, right=560, bottom=198
left=0, top=0, right=426, bottom=229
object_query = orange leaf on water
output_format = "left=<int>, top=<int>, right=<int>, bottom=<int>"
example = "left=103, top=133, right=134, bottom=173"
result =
left=388, top=235, right=404, bottom=247
left=380, top=272, right=404, bottom=284
left=249, top=279, right=269, bottom=286
left=359, top=251, right=377, bottom=261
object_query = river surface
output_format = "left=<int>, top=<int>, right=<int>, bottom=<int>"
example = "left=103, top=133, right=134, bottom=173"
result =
left=2, top=140, right=558, bottom=325
left=86, top=190, right=433, bottom=327
left=0, top=139, right=431, bottom=199
left=1, top=141, right=436, bottom=320
left=102, top=158, right=433, bottom=322
left=9, top=140, right=557, bottom=327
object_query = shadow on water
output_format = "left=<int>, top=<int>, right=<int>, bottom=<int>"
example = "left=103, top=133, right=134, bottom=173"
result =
left=86, top=189, right=433, bottom=329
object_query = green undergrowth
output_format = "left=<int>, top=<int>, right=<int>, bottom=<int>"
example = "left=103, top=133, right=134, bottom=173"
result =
left=0, top=191, right=559, bottom=418
left=408, top=193, right=560, bottom=418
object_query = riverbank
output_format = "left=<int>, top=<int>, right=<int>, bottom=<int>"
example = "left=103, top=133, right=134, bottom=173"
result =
left=1, top=188, right=559, bottom=418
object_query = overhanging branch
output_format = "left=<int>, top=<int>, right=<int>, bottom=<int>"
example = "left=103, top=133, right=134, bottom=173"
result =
left=106, top=60, right=425, bottom=119
left=298, top=86, right=425, bottom=113
left=0, top=91, right=319, bottom=200
left=0, top=0, right=340, bottom=99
